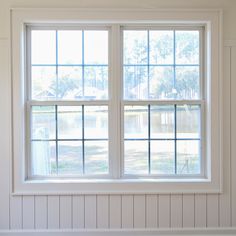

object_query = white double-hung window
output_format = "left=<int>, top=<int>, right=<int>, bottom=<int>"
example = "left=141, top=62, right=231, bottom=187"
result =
left=11, top=9, right=222, bottom=194
left=28, top=28, right=110, bottom=177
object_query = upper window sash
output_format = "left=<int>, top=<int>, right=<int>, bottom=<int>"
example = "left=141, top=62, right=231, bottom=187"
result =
left=26, top=26, right=111, bottom=102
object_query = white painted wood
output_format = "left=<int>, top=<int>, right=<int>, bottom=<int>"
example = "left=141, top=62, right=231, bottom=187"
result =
left=84, top=195, right=96, bottom=229
left=0, top=39, right=10, bottom=230
left=72, top=196, right=84, bottom=229
left=60, top=196, right=72, bottom=229
left=219, top=46, right=231, bottom=227
left=109, top=195, right=121, bottom=229
left=47, top=196, right=59, bottom=229
left=10, top=196, right=22, bottom=230
left=195, top=194, right=206, bottom=227
left=35, top=196, right=47, bottom=229
left=97, top=195, right=109, bottom=229
left=206, top=194, right=219, bottom=227
left=133, top=195, right=145, bottom=228
left=158, top=194, right=170, bottom=228
left=22, top=196, right=35, bottom=229
left=146, top=195, right=158, bottom=228
left=231, top=46, right=236, bottom=227
left=121, top=195, right=133, bottom=228
left=183, top=194, right=194, bottom=228
left=170, top=194, right=183, bottom=228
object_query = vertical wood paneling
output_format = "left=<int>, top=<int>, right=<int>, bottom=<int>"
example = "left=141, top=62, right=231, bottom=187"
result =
left=48, top=196, right=59, bottom=229
left=231, top=46, right=236, bottom=226
left=23, top=196, right=35, bottom=229
left=146, top=195, right=158, bottom=228
left=10, top=196, right=22, bottom=229
left=207, top=194, right=219, bottom=227
left=0, top=39, right=10, bottom=230
left=35, top=196, right=47, bottom=229
left=72, top=195, right=84, bottom=229
left=97, top=195, right=109, bottom=228
left=84, top=195, right=96, bottom=228
left=109, top=195, right=121, bottom=228
left=183, top=194, right=194, bottom=228
left=133, top=195, right=145, bottom=228
left=195, top=194, right=206, bottom=227
left=159, top=194, right=170, bottom=228
left=60, top=196, right=72, bottom=229
left=170, top=194, right=182, bottom=228
left=219, top=46, right=231, bottom=227
left=121, top=195, right=133, bottom=228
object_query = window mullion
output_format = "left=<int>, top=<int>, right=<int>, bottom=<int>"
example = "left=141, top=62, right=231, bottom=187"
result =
left=109, top=24, right=122, bottom=178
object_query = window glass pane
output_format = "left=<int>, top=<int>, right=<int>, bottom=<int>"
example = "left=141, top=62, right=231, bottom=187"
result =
left=31, top=66, right=56, bottom=100
left=177, top=105, right=201, bottom=139
left=84, top=31, right=108, bottom=64
left=175, top=31, right=199, bottom=65
left=123, top=66, right=148, bottom=100
left=58, top=30, right=82, bottom=64
left=150, top=31, right=174, bottom=65
left=177, top=140, right=200, bottom=174
left=151, top=140, right=175, bottom=174
left=149, top=66, right=174, bottom=99
left=31, top=30, right=56, bottom=64
left=124, top=141, right=148, bottom=174
left=57, top=66, right=82, bottom=99
left=150, top=105, right=175, bottom=139
left=124, top=30, right=148, bottom=65
left=124, top=106, right=148, bottom=139
left=84, top=66, right=108, bottom=99
left=175, top=66, right=200, bottom=99
left=84, top=106, right=108, bottom=139
left=84, top=141, right=108, bottom=174
left=31, top=106, right=55, bottom=140
left=58, top=106, right=82, bottom=139
left=58, top=141, right=83, bottom=175
left=31, top=141, right=56, bottom=175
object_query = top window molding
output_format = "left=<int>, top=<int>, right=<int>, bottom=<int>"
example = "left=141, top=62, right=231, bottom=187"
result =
left=11, top=8, right=223, bottom=195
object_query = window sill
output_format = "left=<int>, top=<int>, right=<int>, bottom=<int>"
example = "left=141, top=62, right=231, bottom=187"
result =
left=12, top=177, right=221, bottom=195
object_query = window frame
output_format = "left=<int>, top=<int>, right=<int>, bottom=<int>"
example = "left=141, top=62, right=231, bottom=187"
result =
left=11, top=8, right=223, bottom=194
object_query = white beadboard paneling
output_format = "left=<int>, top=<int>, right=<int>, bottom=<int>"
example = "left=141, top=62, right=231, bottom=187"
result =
left=84, top=195, right=96, bottom=229
left=72, top=196, right=84, bottom=229
left=121, top=195, right=133, bottom=228
left=158, top=194, right=170, bottom=228
left=10, top=196, right=22, bottom=230
left=183, top=194, right=194, bottom=228
left=97, top=195, right=109, bottom=229
left=0, top=39, right=10, bottom=230
left=231, top=46, right=236, bottom=227
left=133, top=195, right=145, bottom=228
left=22, top=196, right=35, bottom=229
left=219, top=46, right=231, bottom=227
left=48, top=196, right=60, bottom=229
left=146, top=195, right=158, bottom=228
left=170, top=194, right=183, bottom=228
left=60, top=196, right=72, bottom=229
left=35, top=196, right=47, bottom=229
left=207, top=194, right=219, bottom=227
left=195, top=194, right=207, bottom=228
left=109, top=195, right=121, bottom=229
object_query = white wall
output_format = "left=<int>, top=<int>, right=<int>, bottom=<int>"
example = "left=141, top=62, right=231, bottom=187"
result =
left=0, top=0, right=236, bottom=234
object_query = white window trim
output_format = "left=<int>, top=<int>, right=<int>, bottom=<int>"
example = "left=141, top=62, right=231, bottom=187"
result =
left=11, top=8, right=223, bottom=195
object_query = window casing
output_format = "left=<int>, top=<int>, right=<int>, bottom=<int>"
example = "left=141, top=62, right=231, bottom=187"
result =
left=11, top=8, right=222, bottom=194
